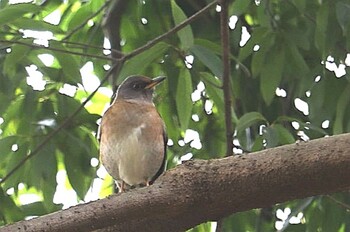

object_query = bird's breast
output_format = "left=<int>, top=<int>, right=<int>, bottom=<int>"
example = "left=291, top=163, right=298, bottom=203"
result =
left=100, top=101, right=165, bottom=186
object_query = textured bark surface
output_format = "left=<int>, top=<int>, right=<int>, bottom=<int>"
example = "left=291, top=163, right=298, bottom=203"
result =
left=2, top=133, right=350, bottom=232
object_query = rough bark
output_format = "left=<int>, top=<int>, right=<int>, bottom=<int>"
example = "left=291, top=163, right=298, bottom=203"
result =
left=2, top=133, right=350, bottom=232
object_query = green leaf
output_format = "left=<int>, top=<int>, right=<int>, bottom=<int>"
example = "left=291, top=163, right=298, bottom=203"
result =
left=189, top=222, right=213, bottom=232
left=191, top=44, right=222, bottom=78
left=293, top=0, right=306, bottom=12
left=251, top=135, right=264, bottom=152
left=333, top=84, right=350, bottom=134
left=236, top=112, right=267, bottom=133
left=0, top=136, right=18, bottom=161
left=0, top=188, right=25, bottom=222
left=3, top=43, right=31, bottom=77
left=119, top=42, right=170, bottom=80
left=321, top=197, right=346, bottom=231
left=62, top=130, right=95, bottom=200
left=194, top=39, right=222, bottom=55
left=305, top=199, right=323, bottom=232
left=176, top=67, right=193, bottom=130
left=239, top=28, right=270, bottom=62
left=263, top=126, right=279, bottom=148
left=256, top=2, right=270, bottom=27
left=336, top=2, right=350, bottom=35
left=285, top=39, right=309, bottom=75
left=49, top=41, right=81, bottom=84
left=222, top=211, right=257, bottom=231
left=315, top=3, right=329, bottom=53
left=200, top=72, right=224, bottom=112
left=171, top=0, right=194, bottom=50
left=0, top=0, right=9, bottom=8
left=67, top=3, right=93, bottom=31
left=20, top=201, right=61, bottom=217
left=251, top=32, right=276, bottom=77
left=272, top=124, right=295, bottom=145
left=2, top=142, right=29, bottom=190
left=229, top=0, right=251, bottom=16
left=29, top=141, right=57, bottom=211
left=10, top=18, right=64, bottom=33
left=284, top=27, right=310, bottom=50
left=260, top=46, right=285, bottom=105
left=55, top=94, right=99, bottom=131
left=157, top=79, right=180, bottom=141
left=0, top=3, right=41, bottom=26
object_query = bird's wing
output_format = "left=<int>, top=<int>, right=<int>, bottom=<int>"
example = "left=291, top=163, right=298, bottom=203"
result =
left=149, top=121, right=167, bottom=185
left=96, top=103, right=113, bottom=143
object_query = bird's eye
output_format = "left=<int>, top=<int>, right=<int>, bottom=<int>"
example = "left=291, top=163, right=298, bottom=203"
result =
left=132, top=83, right=143, bottom=89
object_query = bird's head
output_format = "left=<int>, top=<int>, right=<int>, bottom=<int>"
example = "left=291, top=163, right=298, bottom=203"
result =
left=116, top=75, right=166, bottom=102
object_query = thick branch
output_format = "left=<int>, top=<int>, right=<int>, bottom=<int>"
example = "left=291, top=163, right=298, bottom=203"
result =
left=2, top=133, right=350, bottom=232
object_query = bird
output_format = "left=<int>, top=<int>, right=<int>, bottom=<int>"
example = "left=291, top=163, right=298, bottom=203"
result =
left=99, top=75, right=167, bottom=192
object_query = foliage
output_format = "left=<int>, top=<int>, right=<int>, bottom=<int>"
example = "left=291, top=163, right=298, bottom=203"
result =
left=0, top=0, right=349, bottom=231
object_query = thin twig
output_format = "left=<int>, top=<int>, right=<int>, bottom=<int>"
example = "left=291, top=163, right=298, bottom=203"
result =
left=327, top=195, right=350, bottom=211
left=123, top=0, right=218, bottom=61
left=61, top=40, right=124, bottom=57
left=63, top=0, right=111, bottom=40
left=0, top=60, right=124, bottom=186
left=0, top=39, right=115, bottom=61
left=0, top=30, right=124, bottom=57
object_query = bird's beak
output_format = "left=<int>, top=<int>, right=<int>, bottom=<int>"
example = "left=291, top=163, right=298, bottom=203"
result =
left=145, top=76, right=166, bottom=89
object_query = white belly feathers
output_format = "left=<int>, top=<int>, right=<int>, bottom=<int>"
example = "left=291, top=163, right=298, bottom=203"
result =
left=115, top=123, right=148, bottom=185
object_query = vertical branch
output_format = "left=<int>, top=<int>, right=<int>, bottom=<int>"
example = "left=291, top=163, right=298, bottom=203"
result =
left=220, top=0, right=233, bottom=156
left=102, top=0, right=128, bottom=90
left=217, top=2, right=234, bottom=230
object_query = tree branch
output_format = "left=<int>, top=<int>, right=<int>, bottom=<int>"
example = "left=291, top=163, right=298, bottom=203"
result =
left=61, top=40, right=123, bottom=57
left=63, top=0, right=111, bottom=40
left=2, top=133, right=350, bottom=232
left=0, top=39, right=115, bottom=61
left=122, top=0, right=218, bottom=61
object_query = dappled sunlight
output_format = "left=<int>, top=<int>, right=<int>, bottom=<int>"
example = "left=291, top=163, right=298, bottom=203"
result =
left=275, top=208, right=305, bottom=230
left=25, top=65, right=46, bottom=91
left=80, top=61, right=101, bottom=92
left=294, top=98, right=309, bottom=116
left=53, top=170, right=78, bottom=209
